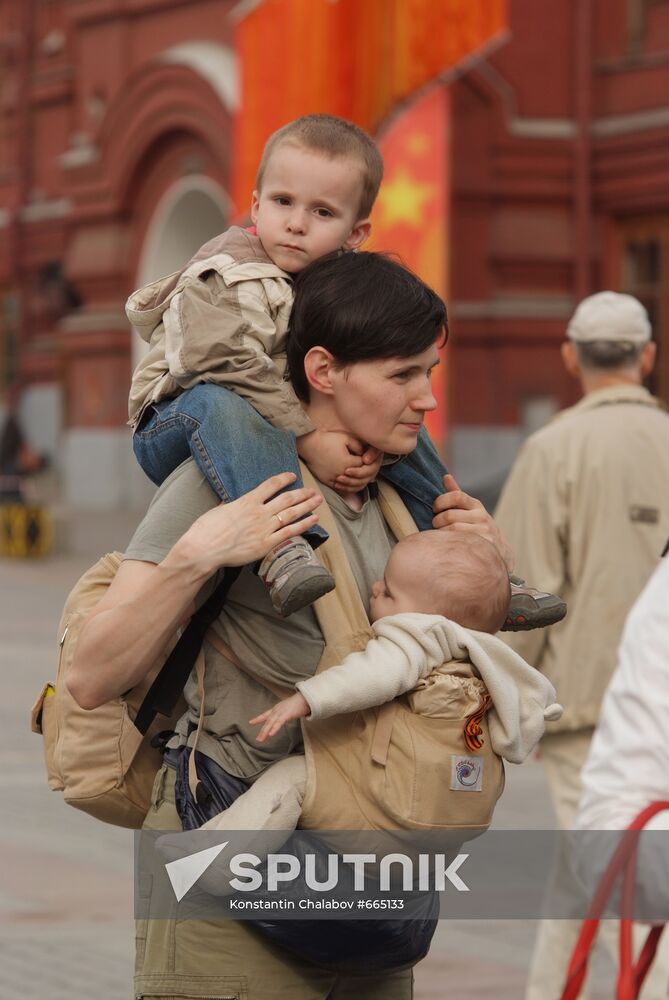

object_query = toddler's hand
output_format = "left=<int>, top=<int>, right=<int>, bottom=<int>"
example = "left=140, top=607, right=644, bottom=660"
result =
left=334, top=446, right=383, bottom=492
left=250, top=692, right=311, bottom=742
left=297, top=429, right=382, bottom=492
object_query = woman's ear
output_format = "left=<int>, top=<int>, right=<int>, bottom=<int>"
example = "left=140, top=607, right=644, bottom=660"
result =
left=303, top=347, right=338, bottom=396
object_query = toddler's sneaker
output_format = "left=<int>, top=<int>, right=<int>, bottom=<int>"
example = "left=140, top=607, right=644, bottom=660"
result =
left=259, top=537, right=335, bottom=617
left=502, top=576, right=567, bottom=631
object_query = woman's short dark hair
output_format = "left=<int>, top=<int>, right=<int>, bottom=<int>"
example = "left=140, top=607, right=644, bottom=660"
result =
left=286, top=251, right=448, bottom=401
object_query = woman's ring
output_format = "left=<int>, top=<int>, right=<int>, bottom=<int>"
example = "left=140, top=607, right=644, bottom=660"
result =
left=275, top=512, right=284, bottom=526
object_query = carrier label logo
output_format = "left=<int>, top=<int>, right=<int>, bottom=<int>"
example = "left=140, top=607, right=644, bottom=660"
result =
left=450, top=755, right=483, bottom=792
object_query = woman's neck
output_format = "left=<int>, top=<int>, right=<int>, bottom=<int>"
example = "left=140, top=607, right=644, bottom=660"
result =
left=301, top=393, right=334, bottom=430
left=337, top=488, right=364, bottom=512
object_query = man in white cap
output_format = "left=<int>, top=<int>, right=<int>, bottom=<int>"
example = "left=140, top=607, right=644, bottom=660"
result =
left=495, top=291, right=669, bottom=1000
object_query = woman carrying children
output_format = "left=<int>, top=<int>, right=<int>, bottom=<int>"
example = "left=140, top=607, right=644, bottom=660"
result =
left=126, top=113, right=563, bottom=629
left=70, top=250, right=511, bottom=1000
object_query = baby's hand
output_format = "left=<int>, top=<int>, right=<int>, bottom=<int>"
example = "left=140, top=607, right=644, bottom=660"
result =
left=250, top=692, right=311, bottom=743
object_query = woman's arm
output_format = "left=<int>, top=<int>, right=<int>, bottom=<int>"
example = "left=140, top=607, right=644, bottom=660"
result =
left=67, top=473, right=323, bottom=710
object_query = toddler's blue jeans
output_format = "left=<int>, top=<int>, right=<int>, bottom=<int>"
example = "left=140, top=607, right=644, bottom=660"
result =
left=133, top=385, right=447, bottom=543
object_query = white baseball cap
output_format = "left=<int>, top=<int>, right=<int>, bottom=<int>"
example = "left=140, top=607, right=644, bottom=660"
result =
left=566, top=291, right=651, bottom=345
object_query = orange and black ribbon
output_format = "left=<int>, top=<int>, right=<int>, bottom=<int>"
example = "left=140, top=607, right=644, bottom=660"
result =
left=463, top=692, right=492, bottom=752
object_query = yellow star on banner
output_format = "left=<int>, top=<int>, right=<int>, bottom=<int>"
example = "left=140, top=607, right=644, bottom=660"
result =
left=375, top=169, right=436, bottom=228
left=406, top=132, right=430, bottom=156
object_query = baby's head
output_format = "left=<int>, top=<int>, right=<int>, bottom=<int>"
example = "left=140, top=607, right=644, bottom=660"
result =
left=251, top=114, right=383, bottom=274
left=370, top=531, right=511, bottom=634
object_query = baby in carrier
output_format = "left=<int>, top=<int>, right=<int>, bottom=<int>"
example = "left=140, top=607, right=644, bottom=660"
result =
left=196, top=529, right=562, bottom=837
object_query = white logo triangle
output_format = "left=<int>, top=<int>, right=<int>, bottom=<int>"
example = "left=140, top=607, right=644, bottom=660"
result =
left=165, top=841, right=229, bottom=902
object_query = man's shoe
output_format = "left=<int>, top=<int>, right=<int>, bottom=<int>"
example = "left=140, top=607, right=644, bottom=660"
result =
left=259, top=538, right=335, bottom=618
left=502, top=576, right=567, bottom=631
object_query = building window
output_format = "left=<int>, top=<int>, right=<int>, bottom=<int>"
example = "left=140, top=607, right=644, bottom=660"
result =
left=622, top=222, right=669, bottom=404
left=627, top=0, right=646, bottom=53
left=627, top=0, right=669, bottom=54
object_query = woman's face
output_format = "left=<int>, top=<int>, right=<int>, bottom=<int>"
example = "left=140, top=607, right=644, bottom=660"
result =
left=328, top=343, right=439, bottom=454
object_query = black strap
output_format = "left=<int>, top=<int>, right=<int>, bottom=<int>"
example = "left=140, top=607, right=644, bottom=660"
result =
left=134, top=567, right=241, bottom=735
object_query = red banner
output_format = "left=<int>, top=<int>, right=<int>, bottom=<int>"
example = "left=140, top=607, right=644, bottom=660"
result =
left=232, top=0, right=506, bottom=214
left=366, top=85, right=450, bottom=448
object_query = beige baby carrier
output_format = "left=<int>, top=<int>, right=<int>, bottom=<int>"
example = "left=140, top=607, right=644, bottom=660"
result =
left=294, top=469, right=505, bottom=833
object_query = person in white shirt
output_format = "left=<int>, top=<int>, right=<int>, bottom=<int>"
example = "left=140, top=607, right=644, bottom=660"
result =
left=577, top=551, right=669, bottom=893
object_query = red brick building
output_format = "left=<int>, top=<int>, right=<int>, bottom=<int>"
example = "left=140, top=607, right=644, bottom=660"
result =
left=1, top=0, right=669, bottom=508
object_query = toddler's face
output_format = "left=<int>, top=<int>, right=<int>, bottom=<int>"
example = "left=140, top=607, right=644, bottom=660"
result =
left=369, top=546, right=420, bottom=622
left=251, top=144, right=369, bottom=273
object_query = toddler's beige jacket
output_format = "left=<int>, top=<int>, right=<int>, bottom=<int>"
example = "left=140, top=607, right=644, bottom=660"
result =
left=126, top=226, right=314, bottom=437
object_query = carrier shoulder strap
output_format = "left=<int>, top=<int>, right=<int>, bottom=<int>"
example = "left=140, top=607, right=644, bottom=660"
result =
left=298, top=465, right=419, bottom=658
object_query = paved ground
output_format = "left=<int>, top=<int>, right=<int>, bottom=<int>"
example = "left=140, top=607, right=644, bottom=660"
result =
left=0, top=521, right=622, bottom=999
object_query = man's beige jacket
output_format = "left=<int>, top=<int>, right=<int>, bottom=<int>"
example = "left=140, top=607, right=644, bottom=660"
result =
left=126, top=227, right=313, bottom=437
left=495, top=384, right=669, bottom=732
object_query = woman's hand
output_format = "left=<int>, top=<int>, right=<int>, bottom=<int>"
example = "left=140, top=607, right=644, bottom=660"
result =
left=432, top=473, right=514, bottom=571
left=250, top=691, right=311, bottom=742
left=178, top=472, right=324, bottom=576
